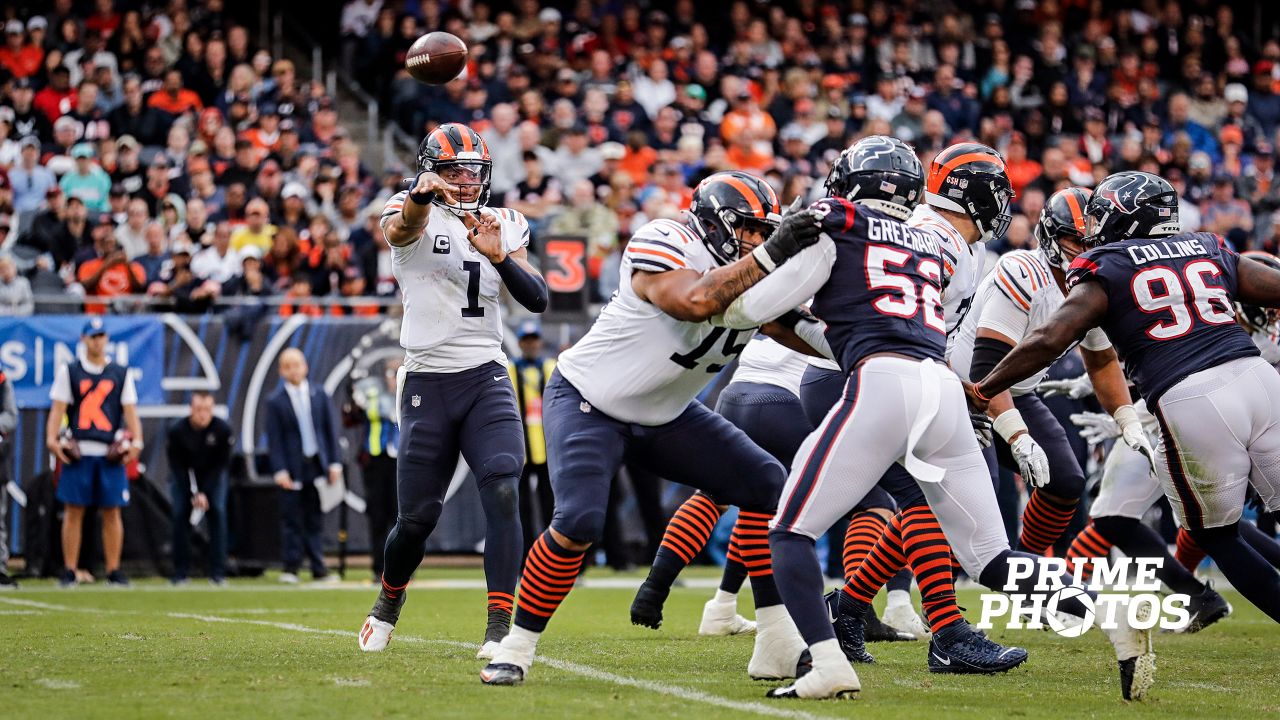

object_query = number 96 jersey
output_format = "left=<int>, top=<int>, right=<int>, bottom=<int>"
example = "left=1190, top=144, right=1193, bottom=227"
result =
left=556, top=218, right=753, bottom=426
left=1066, top=231, right=1259, bottom=405
left=383, top=193, right=531, bottom=372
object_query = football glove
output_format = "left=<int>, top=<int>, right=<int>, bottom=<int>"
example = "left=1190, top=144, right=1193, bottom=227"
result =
left=1115, top=405, right=1158, bottom=476
left=1036, top=373, right=1095, bottom=400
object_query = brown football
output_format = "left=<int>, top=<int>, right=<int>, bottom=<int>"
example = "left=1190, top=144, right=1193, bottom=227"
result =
left=405, top=32, right=468, bottom=85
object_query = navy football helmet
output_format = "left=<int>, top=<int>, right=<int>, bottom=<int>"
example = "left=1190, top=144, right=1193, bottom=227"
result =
left=1082, top=171, right=1180, bottom=248
left=1036, top=187, right=1092, bottom=271
left=688, top=171, right=783, bottom=266
left=824, top=135, right=923, bottom=221
left=924, top=142, right=1013, bottom=243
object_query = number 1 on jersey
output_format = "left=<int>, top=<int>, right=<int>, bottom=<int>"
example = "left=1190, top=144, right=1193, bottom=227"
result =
left=462, top=260, right=484, bottom=317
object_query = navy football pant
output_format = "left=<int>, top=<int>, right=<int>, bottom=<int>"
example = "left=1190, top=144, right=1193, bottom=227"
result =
left=380, top=361, right=524, bottom=606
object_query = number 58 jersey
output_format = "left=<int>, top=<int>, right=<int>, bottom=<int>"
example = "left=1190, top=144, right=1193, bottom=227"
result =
left=556, top=219, right=754, bottom=426
left=1067, top=231, right=1259, bottom=404
left=382, top=193, right=531, bottom=372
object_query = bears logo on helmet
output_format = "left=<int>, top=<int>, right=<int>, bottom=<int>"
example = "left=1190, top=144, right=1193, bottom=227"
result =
left=1237, top=250, right=1280, bottom=335
left=688, top=172, right=782, bottom=266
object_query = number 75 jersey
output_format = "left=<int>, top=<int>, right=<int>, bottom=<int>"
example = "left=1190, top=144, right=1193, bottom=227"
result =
left=383, top=193, right=531, bottom=372
left=556, top=219, right=754, bottom=426
left=1066, top=231, right=1259, bottom=404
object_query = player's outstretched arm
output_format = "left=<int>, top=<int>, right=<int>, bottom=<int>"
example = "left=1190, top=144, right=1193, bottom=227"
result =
left=971, top=281, right=1108, bottom=409
left=1081, top=346, right=1130, bottom=415
left=383, top=172, right=459, bottom=247
left=1236, top=254, right=1280, bottom=309
left=633, top=210, right=823, bottom=322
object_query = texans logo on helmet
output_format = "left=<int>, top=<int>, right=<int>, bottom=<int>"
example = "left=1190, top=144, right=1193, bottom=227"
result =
left=1096, top=174, right=1145, bottom=214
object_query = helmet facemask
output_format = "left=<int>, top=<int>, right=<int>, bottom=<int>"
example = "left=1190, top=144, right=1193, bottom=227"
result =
left=432, top=160, right=492, bottom=214
left=693, top=206, right=779, bottom=266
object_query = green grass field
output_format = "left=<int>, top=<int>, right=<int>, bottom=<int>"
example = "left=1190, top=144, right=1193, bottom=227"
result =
left=2, top=569, right=1277, bottom=719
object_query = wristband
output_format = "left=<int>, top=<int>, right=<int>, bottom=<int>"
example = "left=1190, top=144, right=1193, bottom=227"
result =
left=1113, top=404, right=1140, bottom=431
left=751, top=245, right=777, bottom=274
left=407, top=172, right=436, bottom=206
left=972, top=383, right=993, bottom=403
left=992, top=409, right=1029, bottom=443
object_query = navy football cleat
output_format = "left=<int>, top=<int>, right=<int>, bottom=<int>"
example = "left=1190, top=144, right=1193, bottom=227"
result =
left=480, top=662, right=525, bottom=686
left=824, top=591, right=875, bottom=664
left=927, top=620, right=1027, bottom=674
left=630, top=580, right=669, bottom=629
left=1181, top=582, right=1231, bottom=633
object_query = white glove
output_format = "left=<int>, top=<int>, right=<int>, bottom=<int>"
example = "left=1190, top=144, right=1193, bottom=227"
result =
left=1010, top=434, right=1052, bottom=488
left=1069, top=411, right=1120, bottom=445
left=1037, top=373, right=1095, bottom=399
left=993, top=409, right=1051, bottom=488
left=1115, top=405, right=1157, bottom=475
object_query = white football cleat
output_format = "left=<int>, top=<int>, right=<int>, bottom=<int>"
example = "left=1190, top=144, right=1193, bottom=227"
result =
left=882, top=603, right=930, bottom=638
left=699, top=592, right=757, bottom=636
left=1103, top=598, right=1155, bottom=701
left=748, top=605, right=809, bottom=680
left=279, top=572, right=300, bottom=585
left=476, top=641, right=502, bottom=660
left=481, top=627, right=540, bottom=685
left=767, top=639, right=860, bottom=699
left=358, top=616, right=394, bottom=652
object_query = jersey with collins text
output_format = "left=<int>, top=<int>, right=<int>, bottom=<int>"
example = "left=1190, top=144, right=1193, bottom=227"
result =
left=1066, top=231, right=1259, bottom=405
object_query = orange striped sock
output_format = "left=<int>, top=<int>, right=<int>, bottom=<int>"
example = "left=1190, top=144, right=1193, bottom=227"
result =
left=1176, top=527, right=1207, bottom=571
left=657, top=492, right=722, bottom=564
left=842, top=512, right=907, bottom=604
left=719, top=514, right=749, bottom=594
left=380, top=576, right=408, bottom=601
left=512, top=531, right=585, bottom=633
left=1019, top=491, right=1078, bottom=555
left=899, top=506, right=965, bottom=633
left=1065, top=521, right=1112, bottom=582
left=736, top=511, right=782, bottom=607
left=487, top=591, right=514, bottom=615
left=842, top=511, right=890, bottom=582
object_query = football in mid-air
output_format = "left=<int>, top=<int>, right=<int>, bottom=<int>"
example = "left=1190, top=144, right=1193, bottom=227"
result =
left=405, top=32, right=468, bottom=85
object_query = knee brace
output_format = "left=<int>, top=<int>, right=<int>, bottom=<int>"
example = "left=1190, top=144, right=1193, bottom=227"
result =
left=1091, top=515, right=1139, bottom=542
left=1046, top=465, right=1087, bottom=501
left=477, top=452, right=523, bottom=484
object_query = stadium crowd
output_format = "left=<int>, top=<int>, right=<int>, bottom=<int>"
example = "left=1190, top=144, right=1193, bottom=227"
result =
left=0, top=1, right=1276, bottom=314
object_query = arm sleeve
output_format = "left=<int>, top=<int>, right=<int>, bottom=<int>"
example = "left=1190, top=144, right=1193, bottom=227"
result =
left=715, top=236, right=836, bottom=330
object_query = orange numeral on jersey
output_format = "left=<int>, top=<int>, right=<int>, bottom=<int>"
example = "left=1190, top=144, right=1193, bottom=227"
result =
left=77, top=379, right=116, bottom=431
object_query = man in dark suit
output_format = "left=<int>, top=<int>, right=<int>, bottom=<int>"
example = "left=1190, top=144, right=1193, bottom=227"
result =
left=266, top=348, right=342, bottom=583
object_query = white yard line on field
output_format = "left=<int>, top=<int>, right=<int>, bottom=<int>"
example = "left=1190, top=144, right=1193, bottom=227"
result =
left=167, top=612, right=835, bottom=720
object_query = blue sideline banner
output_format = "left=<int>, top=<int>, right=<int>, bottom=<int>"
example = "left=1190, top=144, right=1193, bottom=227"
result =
left=0, top=315, right=166, bottom=408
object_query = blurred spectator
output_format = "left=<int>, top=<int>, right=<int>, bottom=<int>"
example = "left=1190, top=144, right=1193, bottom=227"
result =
left=0, top=253, right=34, bottom=316
left=1004, top=132, right=1042, bottom=198
left=506, top=150, right=560, bottom=238
left=1167, top=169, right=1204, bottom=233
left=550, top=179, right=619, bottom=287
left=230, top=198, right=277, bottom=253
left=551, top=124, right=602, bottom=187
left=1165, top=91, right=1219, bottom=161
left=108, top=76, right=168, bottom=147
left=59, top=144, right=112, bottom=213
left=136, top=223, right=172, bottom=287
left=77, top=230, right=146, bottom=312
left=191, top=222, right=240, bottom=284
left=166, top=391, right=234, bottom=585
left=0, top=19, right=42, bottom=79
left=266, top=348, right=342, bottom=583
left=1202, top=176, right=1254, bottom=238
left=221, top=246, right=272, bottom=299
left=10, top=137, right=56, bottom=217
left=115, top=198, right=150, bottom=258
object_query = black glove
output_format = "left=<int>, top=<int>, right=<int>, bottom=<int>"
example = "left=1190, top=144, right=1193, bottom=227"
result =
left=970, top=411, right=994, bottom=449
left=407, top=171, right=436, bottom=206
left=753, top=208, right=823, bottom=273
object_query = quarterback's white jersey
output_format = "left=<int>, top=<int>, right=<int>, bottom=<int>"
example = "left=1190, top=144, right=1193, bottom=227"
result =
left=382, top=193, right=531, bottom=372
left=949, top=249, right=1111, bottom=395
left=557, top=218, right=759, bottom=425
left=907, top=203, right=985, bottom=338
left=730, top=336, right=808, bottom=397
